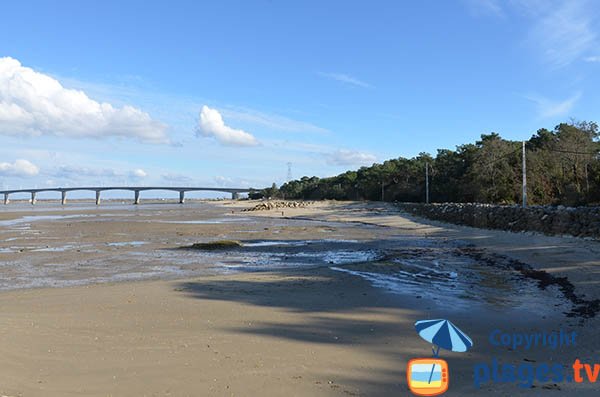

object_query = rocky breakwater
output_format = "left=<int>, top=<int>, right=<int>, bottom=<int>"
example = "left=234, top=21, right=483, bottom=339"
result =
left=242, top=200, right=315, bottom=212
left=396, top=202, right=600, bottom=239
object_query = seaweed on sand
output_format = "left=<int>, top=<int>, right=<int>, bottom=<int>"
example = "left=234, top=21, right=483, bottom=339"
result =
left=182, top=240, right=243, bottom=250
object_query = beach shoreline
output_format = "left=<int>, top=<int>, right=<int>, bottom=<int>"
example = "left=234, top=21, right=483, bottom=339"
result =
left=1, top=200, right=599, bottom=396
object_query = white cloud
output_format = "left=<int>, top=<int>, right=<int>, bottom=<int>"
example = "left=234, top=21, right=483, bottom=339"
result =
left=463, top=0, right=504, bottom=17
left=52, top=165, right=119, bottom=179
left=524, top=92, right=581, bottom=119
left=213, top=175, right=257, bottom=188
left=326, top=150, right=376, bottom=166
left=214, top=175, right=233, bottom=186
left=318, top=72, right=373, bottom=88
left=0, top=159, right=39, bottom=177
left=525, top=1, right=596, bottom=68
left=466, top=1, right=598, bottom=68
left=219, top=107, right=329, bottom=134
left=196, top=105, right=258, bottom=146
left=50, top=165, right=148, bottom=178
left=584, top=55, right=600, bottom=62
left=161, top=172, right=194, bottom=184
left=130, top=168, right=147, bottom=179
left=43, top=164, right=148, bottom=186
left=0, top=57, right=169, bottom=143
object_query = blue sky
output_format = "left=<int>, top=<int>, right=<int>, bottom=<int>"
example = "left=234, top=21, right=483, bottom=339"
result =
left=1, top=0, right=600, bottom=195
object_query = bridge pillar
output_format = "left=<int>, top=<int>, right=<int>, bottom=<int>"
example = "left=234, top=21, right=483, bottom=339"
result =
left=61, top=191, right=67, bottom=205
left=31, top=192, right=36, bottom=205
left=231, top=192, right=240, bottom=200
left=134, top=190, right=140, bottom=205
left=3, top=193, right=9, bottom=205
left=95, top=190, right=101, bottom=205
left=179, top=191, right=185, bottom=204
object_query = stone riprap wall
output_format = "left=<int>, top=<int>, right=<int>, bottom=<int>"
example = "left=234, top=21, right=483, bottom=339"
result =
left=242, top=200, right=315, bottom=211
left=395, top=203, right=600, bottom=239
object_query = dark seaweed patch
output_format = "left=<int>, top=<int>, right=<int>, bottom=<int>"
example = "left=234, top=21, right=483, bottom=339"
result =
left=459, top=247, right=600, bottom=320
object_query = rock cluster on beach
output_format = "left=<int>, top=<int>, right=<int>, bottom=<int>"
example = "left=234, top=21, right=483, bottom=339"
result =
left=396, top=202, right=600, bottom=239
left=242, top=200, right=314, bottom=211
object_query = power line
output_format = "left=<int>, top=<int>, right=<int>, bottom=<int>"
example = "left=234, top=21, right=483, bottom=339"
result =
left=478, top=144, right=599, bottom=169
left=542, top=148, right=599, bottom=156
left=478, top=146, right=521, bottom=168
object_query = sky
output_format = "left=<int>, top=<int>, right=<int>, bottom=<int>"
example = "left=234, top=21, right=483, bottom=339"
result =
left=1, top=0, right=600, bottom=197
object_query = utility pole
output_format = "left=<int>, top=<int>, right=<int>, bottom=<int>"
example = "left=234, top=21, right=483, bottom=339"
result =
left=522, top=141, right=527, bottom=208
left=425, top=163, right=430, bottom=204
left=585, top=163, right=590, bottom=193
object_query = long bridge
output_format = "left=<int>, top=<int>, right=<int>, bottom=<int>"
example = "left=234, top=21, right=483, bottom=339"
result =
left=0, top=186, right=252, bottom=205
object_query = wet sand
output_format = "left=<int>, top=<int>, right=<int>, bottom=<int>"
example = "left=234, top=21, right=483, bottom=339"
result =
left=0, top=200, right=599, bottom=396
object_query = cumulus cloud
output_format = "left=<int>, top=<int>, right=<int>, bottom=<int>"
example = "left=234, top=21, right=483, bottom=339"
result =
left=0, top=57, right=169, bottom=143
left=0, top=159, right=39, bottom=177
left=214, top=175, right=233, bottom=186
left=196, top=105, right=258, bottom=146
left=130, top=168, right=147, bottom=179
left=326, top=150, right=376, bottom=166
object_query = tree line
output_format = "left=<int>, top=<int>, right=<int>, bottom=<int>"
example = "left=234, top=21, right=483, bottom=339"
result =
left=251, top=121, right=600, bottom=206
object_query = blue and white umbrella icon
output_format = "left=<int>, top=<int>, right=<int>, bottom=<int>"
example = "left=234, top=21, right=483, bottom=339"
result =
left=415, top=319, right=473, bottom=357
left=414, top=319, right=473, bottom=385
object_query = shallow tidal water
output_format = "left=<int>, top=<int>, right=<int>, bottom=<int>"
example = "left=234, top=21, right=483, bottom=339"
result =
left=0, top=201, right=569, bottom=316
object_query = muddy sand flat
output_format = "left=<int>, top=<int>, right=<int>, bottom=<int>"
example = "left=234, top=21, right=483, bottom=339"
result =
left=0, top=200, right=599, bottom=396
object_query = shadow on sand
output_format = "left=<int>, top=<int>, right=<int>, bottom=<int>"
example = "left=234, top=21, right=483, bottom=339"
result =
left=174, top=268, right=517, bottom=396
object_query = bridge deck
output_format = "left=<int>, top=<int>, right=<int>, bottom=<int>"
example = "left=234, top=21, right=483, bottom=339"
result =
left=1, top=187, right=252, bottom=205
left=0, top=186, right=250, bottom=194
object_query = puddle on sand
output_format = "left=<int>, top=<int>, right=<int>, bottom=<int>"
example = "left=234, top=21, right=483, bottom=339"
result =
left=31, top=244, right=98, bottom=252
left=240, top=239, right=358, bottom=247
left=181, top=249, right=382, bottom=270
left=112, top=239, right=385, bottom=274
left=106, top=241, right=148, bottom=247
left=3, top=236, right=60, bottom=242
left=242, top=241, right=308, bottom=247
left=0, top=243, right=98, bottom=253
left=0, top=260, right=192, bottom=290
left=0, top=241, right=144, bottom=254
left=293, top=250, right=381, bottom=265
left=0, top=214, right=93, bottom=228
left=330, top=247, right=566, bottom=314
left=153, top=217, right=254, bottom=225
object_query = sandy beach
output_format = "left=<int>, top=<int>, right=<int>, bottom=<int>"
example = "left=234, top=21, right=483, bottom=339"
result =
left=1, top=200, right=599, bottom=396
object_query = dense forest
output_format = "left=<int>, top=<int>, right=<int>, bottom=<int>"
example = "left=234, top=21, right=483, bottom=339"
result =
left=252, top=121, right=600, bottom=206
